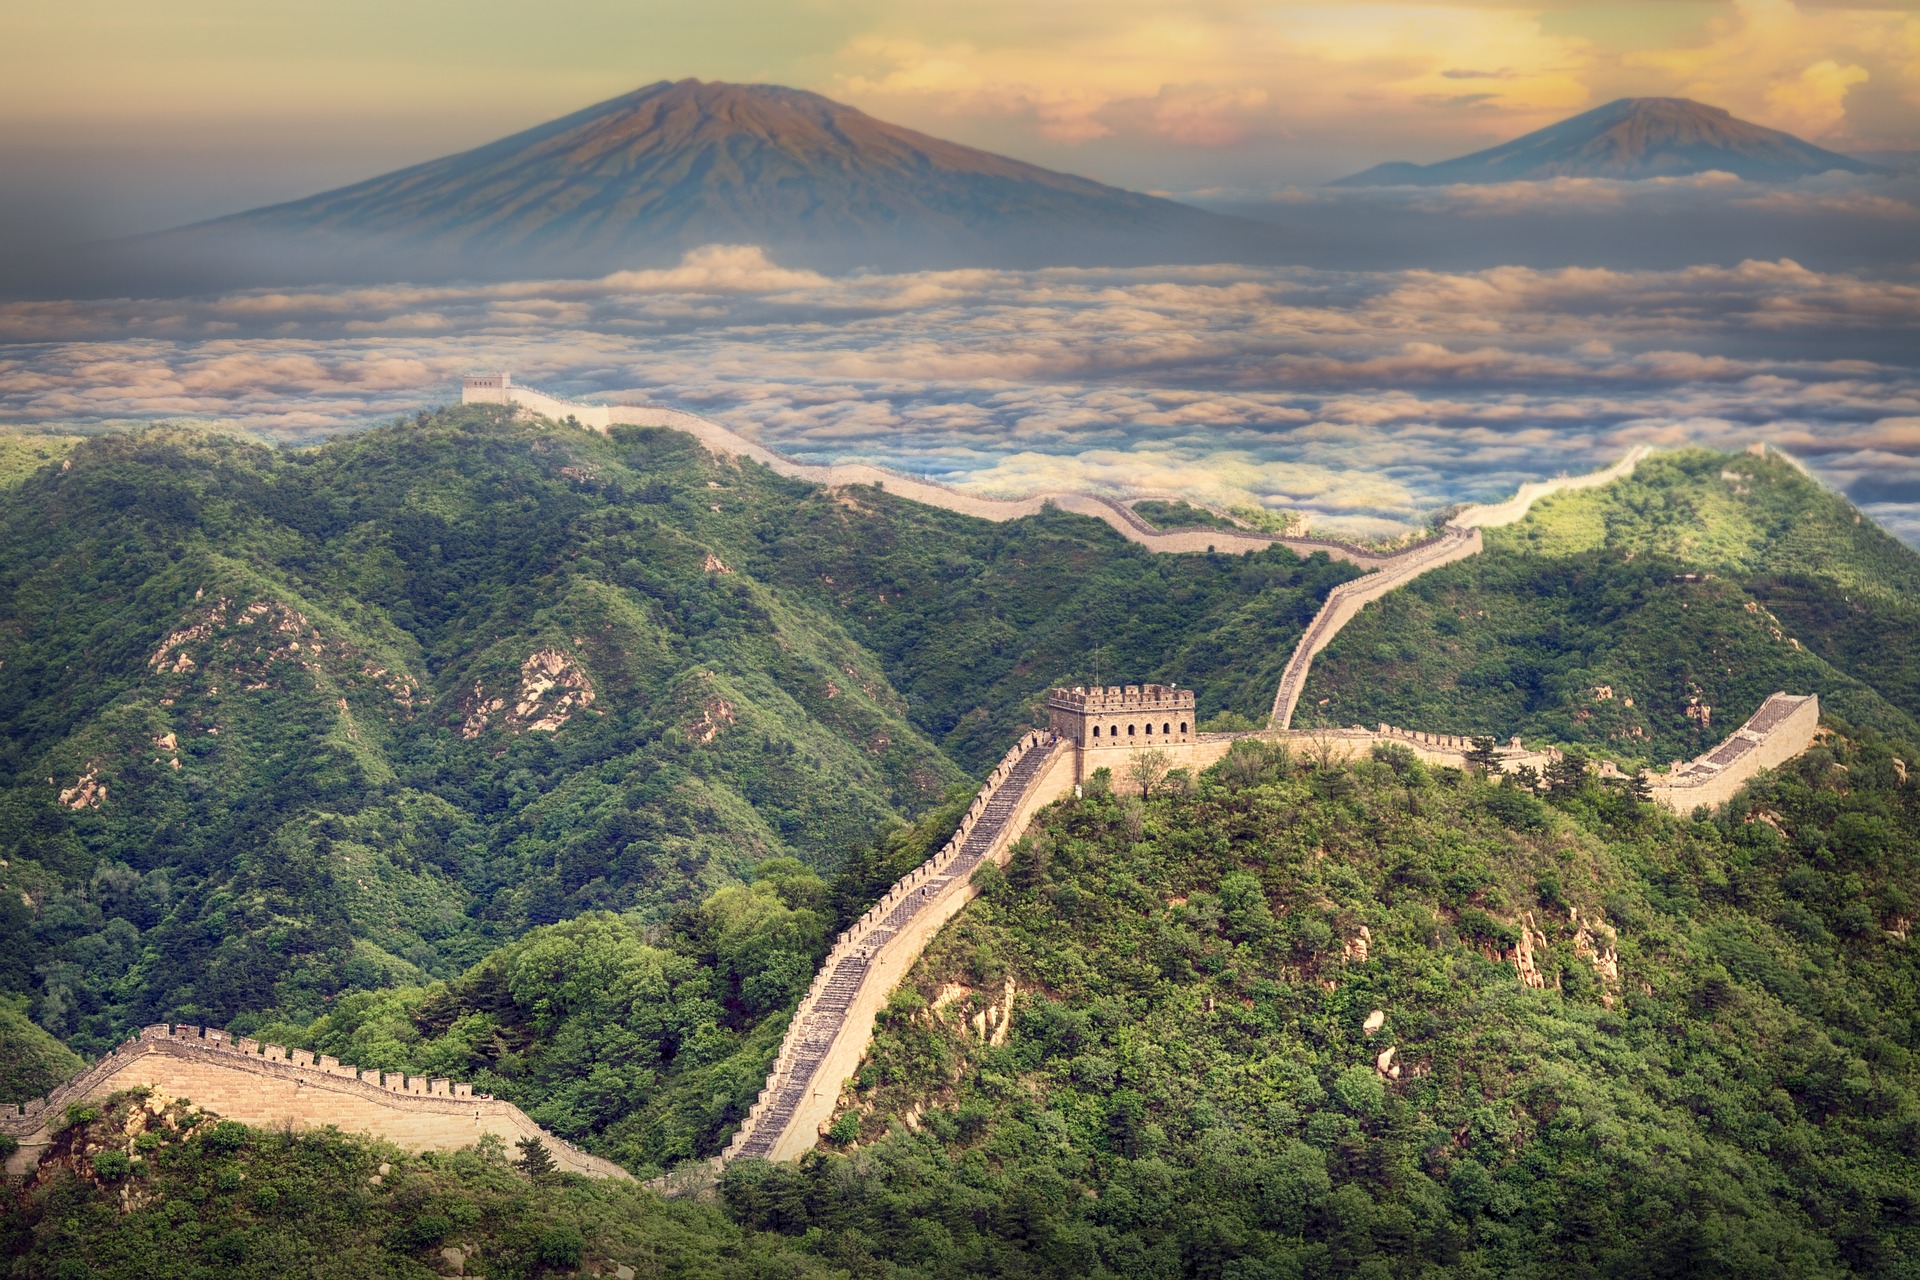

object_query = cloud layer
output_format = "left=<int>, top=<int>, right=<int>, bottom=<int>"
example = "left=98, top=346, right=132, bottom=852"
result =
left=4, top=241, right=1919, bottom=542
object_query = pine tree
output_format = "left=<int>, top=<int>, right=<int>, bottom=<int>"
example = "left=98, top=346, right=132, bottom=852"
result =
left=1626, top=769, right=1653, bottom=803
left=516, top=1137, right=557, bottom=1183
left=1545, top=751, right=1589, bottom=798
left=1465, top=736, right=1501, bottom=775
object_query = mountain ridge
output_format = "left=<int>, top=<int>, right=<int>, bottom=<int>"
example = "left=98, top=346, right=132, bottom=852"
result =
left=1335, top=96, right=1886, bottom=186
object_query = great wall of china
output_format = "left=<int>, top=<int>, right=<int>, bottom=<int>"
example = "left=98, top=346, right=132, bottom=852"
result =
left=0, top=1023, right=628, bottom=1181
left=1, top=386, right=1819, bottom=1184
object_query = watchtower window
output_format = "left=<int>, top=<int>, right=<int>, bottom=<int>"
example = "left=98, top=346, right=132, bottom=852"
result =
left=1128, top=724, right=1136, bottom=736
left=1179, top=722, right=1188, bottom=734
left=1145, top=723, right=1154, bottom=735
left=1163, top=723, right=1171, bottom=735
left=1092, top=725, right=1101, bottom=738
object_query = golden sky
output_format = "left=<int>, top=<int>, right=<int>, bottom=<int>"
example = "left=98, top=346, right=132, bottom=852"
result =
left=3, top=0, right=1917, bottom=182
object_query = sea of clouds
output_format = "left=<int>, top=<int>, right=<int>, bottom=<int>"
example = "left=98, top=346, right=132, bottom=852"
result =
left=3, top=241, right=1917, bottom=541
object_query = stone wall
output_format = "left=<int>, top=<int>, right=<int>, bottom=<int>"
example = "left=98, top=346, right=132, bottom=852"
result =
left=723, top=732, right=1077, bottom=1164
left=461, top=377, right=1430, bottom=566
left=1269, top=528, right=1485, bottom=729
left=2, top=1025, right=628, bottom=1181
left=1451, top=446, right=1652, bottom=529
left=1648, top=692, right=1820, bottom=813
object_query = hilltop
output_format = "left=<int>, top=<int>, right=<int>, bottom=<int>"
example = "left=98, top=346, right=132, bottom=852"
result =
left=1306, top=448, right=1920, bottom=760
left=123, top=79, right=1256, bottom=282
left=1335, top=98, right=1884, bottom=185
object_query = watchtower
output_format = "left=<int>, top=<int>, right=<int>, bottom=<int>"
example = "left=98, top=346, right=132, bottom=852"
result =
left=462, top=372, right=513, bottom=404
left=1048, top=684, right=1195, bottom=780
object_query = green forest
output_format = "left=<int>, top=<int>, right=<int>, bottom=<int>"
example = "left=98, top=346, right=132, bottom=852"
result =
left=8, top=416, right=1920, bottom=1277
left=10, top=729, right=1919, bottom=1277
left=1307, top=450, right=1920, bottom=761
left=0, top=409, right=1349, bottom=1056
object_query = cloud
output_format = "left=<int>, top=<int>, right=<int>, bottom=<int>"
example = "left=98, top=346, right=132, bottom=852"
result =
left=3, top=244, right=1918, bottom=540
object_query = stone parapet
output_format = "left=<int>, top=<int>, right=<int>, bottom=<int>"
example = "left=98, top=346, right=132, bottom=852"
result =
left=2, top=1024, right=626, bottom=1181
left=723, top=730, right=1073, bottom=1165
left=1648, top=692, right=1819, bottom=812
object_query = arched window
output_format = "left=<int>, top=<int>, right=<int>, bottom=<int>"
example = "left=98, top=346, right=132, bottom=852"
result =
left=1145, top=722, right=1154, bottom=735
left=1179, top=722, right=1188, bottom=734
left=1128, top=723, right=1136, bottom=736
left=1163, top=723, right=1171, bottom=735
left=1092, top=725, right=1101, bottom=738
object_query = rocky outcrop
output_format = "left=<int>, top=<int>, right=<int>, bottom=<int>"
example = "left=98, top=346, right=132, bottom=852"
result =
left=56, top=765, right=105, bottom=809
left=460, top=649, right=595, bottom=739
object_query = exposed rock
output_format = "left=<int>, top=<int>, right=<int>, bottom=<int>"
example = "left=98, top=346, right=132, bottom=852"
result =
left=1570, top=907, right=1621, bottom=1007
left=462, top=649, right=595, bottom=737
left=686, top=697, right=736, bottom=744
left=1511, top=912, right=1549, bottom=990
left=154, top=732, right=177, bottom=751
left=438, top=1245, right=466, bottom=1275
left=703, top=552, right=732, bottom=574
left=1341, top=924, right=1371, bottom=963
left=1375, top=1045, right=1400, bottom=1078
left=58, top=765, right=106, bottom=809
left=1363, top=1009, right=1386, bottom=1035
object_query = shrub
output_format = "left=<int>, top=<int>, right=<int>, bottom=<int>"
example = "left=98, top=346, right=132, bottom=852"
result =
left=91, top=1150, right=132, bottom=1180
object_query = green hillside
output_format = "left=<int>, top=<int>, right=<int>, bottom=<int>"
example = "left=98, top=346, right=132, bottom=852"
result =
left=731, top=732, right=1920, bottom=1278
left=17, top=731, right=1918, bottom=1277
left=0, top=408, right=1347, bottom=1058
left=1305, top=449, right=1920, bottom=762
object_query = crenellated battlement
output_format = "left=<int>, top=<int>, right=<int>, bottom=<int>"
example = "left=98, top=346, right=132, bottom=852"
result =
left=2, top=1023, right=625, bottom=1181
left=1048, top=683, right=1194, bottom=713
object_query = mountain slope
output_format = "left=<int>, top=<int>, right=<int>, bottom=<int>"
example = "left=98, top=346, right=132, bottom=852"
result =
left=136, top=79, right=1250, bottom=278
left=1335, top=97, right=1885, bottom=185
left=0, top=407, right=1348, bottom=1054
left=1306, top=449, right=1920, bottom=757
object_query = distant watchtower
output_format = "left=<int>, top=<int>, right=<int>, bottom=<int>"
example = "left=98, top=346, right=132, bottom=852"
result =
left=1048, top=684, right=1195, bottom=780
left=462, top=372, right=513, bottom=404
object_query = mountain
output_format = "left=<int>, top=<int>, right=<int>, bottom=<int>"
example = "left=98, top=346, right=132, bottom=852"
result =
left=0, top=409, right=1351, bottom=1054
left=8, top=415, right=1920, bottom=1271
left=124, top=79, right=1257, bottom=282
left=18, top=701, right=1920, bottom=1276
left=1309, top=448, right=1920, bottom=753
left=1334, top=97, right=1887, bottom=185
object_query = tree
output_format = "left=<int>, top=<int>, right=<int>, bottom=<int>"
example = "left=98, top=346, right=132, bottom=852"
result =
left=1625, top=769, right=1654, bottom=803
left=1546, top=751, right=1589, bottom=799
left=516, top=1137, right=557, bottom=1183
left=1465, top=736, right=1501, bottom=775
left=1126, top=748, right=1173, bottom=799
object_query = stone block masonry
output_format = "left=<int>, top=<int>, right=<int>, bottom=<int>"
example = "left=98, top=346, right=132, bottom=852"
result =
left=1, top=1024, right=628, bottom=1181
left=1649, top=692, right=1819, bottom=812
left=721, top=730, right=1078, bottom=1165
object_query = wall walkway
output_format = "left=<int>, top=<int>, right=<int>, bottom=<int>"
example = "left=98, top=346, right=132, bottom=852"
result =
left=1648, top=692, right=1820, bottom=812
left=468, top=379, right=1442, bottom=567
left=1, top=1025, right=628, bottom=1181
left=721, top=731, right=1076, bottom=1165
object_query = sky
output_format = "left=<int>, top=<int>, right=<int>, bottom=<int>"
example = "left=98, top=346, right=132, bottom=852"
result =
left=1, top=0, right=1918, bottom=542
left=3, top=0, right=1919, bottom=244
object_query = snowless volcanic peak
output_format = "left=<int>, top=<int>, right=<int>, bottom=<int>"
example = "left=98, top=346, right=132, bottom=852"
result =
left=1334, top=97, right=1886, bottom=186
left=153, top=79, right=1238, bottom=278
